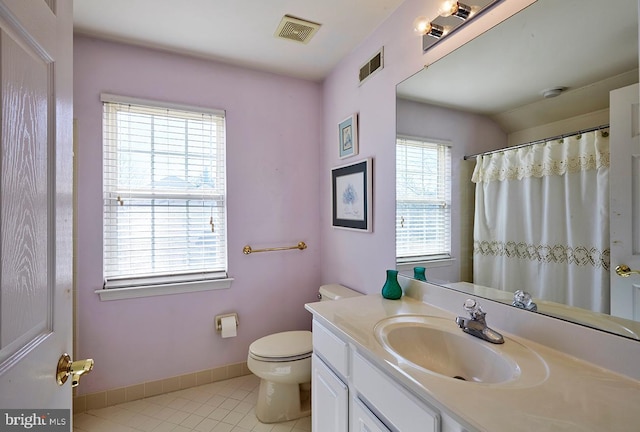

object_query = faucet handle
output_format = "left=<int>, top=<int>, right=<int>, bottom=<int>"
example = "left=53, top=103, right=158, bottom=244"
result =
left=512, top=290, right=538, bottom=312
left=463, top=298, right=478, bottom=311
left=463, top=298, right=485, bottom=320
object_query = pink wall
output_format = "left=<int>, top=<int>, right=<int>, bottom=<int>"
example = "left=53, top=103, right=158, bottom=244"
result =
left=74, top=36, right=323, bottom=394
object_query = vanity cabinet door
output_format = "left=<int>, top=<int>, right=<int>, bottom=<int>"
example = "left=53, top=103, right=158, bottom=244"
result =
left=351, top=398, right=391, bottom=432
left=312, top=354, right=348, bottom=432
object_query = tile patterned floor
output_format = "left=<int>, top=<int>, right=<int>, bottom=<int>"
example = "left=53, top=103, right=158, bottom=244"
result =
left=73, top=374, right=311, bottom=432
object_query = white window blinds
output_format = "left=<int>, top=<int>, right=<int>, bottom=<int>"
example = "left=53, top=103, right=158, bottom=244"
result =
left=396, top=136, right=452, bottom=261
left=102, top=94, right=227, bottom=287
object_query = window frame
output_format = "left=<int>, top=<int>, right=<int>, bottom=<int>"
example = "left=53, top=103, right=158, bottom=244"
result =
left=396, top=135, right=453, bottom=266
left=97, top=94, right=233, bottom=300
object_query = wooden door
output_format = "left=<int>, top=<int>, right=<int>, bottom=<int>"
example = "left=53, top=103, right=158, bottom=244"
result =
left=0, top=0, right=74, bottom=411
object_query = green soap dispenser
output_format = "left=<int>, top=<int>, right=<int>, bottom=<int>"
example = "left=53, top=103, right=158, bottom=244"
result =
left=381, top=269, right=402, bottom=300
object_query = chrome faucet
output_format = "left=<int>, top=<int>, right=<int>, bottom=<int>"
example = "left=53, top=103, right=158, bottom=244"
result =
left=455, top=299, right=504, bottom=344
left=512, top=290, right=538, bottom=312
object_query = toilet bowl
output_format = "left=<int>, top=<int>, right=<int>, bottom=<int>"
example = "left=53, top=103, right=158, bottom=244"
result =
left=247, top=284, right=361, bottom=424
left=247, top=331, right=312, bottom=423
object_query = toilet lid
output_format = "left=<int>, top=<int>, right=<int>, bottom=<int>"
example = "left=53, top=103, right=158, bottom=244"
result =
left=249, top=330, right=312, bottom=359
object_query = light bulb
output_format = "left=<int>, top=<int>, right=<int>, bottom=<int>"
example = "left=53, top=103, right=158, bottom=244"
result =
left=412, top=16, right=444, bottom=38
left=438, top=0, right=459, bottom=17
left=439, top=1, right=471, bottom=20
left=413, top=16, right=430, bottom=34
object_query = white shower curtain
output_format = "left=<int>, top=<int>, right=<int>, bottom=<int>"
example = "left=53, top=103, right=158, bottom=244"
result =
left=472, top=130, right=610, bottom=313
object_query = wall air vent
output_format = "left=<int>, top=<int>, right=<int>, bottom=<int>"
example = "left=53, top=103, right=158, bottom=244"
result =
left=359, top=47, right=384, bottom=85
left=275, top=15, right=321, bottom=44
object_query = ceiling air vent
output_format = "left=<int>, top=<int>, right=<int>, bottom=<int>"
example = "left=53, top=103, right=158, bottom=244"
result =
left=275, top=15, right=321, bottom=44
left=359, top=47, right=384, bottom=85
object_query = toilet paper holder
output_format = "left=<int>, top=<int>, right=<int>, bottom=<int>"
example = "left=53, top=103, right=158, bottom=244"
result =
left=215, top=313, right=239, bottom=332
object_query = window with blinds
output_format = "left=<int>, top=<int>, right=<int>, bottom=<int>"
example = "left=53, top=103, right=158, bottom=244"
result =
left=396, top=136, right=452, bottom=262
left=102, top=94, right=227, bottom=288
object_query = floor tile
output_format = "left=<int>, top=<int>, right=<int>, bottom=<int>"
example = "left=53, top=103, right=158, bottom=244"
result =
left=73, top=375, right=309, bottom=432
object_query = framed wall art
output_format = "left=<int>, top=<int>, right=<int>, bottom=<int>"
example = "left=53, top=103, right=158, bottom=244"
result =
left=331, top=158, right=372, bottom=232
left=338, top=113, right=358, bottom=159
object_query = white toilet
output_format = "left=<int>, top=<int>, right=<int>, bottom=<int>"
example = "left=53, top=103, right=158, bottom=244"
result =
left=247, top=284, right=361, bottom=423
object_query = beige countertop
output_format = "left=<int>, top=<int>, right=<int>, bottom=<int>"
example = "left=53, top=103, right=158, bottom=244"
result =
left=305, top=294, right=640, bottom=432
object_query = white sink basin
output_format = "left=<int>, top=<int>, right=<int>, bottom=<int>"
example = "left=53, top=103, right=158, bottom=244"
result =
left=374, top=315, right=548, bottom=386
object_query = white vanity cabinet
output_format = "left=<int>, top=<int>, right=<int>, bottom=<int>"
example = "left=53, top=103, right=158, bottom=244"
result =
left=312, top=319, right=467, bottom=432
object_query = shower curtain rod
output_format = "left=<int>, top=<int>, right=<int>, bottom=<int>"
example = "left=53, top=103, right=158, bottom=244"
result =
left=463, top=123, right=610, bottom=160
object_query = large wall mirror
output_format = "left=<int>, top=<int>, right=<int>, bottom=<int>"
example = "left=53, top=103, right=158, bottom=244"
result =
left=396, top=0, right=640, bottom=339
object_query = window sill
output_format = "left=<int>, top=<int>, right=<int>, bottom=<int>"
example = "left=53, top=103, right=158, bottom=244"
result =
left=95, top=277, right=234, bottom=301
left=396, top=258, right=455, bottom=272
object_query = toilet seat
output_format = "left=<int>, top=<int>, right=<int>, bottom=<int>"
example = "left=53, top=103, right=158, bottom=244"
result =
left=249, top=330, right=312, bottom=362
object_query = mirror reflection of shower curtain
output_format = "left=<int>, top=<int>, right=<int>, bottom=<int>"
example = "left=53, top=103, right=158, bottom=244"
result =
left=472, top=130, right=610, bottom=313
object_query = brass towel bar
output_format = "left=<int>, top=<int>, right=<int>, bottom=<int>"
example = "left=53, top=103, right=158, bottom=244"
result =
left=242, top=241, right=307, bottom=255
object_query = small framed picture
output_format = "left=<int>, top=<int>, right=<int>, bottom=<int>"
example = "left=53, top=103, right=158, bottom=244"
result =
left=331, top=158, right=372, bottom=232
left=338, top=113, right=358, bottom=159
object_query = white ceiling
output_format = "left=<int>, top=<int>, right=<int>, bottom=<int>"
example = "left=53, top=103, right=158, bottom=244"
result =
left=397, top=0, right=639, bottom=133
left=74, top=0, right=640, bottom=132
left=73, top=0, right=406, bottom=81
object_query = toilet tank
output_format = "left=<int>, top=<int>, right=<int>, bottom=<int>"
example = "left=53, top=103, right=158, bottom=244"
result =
left=318, top=284, right=361, bottom=301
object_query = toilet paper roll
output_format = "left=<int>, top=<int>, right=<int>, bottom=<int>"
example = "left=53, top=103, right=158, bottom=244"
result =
left=220, top=315, right=237, bottom=338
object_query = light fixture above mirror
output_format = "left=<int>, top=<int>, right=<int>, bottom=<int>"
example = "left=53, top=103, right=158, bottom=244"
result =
left=439, top=1, right=472, bottom=19
left=416, top=0, right=503, bottom=52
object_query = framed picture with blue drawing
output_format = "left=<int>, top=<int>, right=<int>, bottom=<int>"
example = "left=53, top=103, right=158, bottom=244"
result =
left=338, top=113, right=358, bottom=158
left=331, top=158, right=372, bottom=232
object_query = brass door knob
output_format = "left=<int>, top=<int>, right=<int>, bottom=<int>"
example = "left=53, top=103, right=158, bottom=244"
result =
left=56, top=353, right=94, bottom=387
left=615, top=265, right=640, bottom=278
